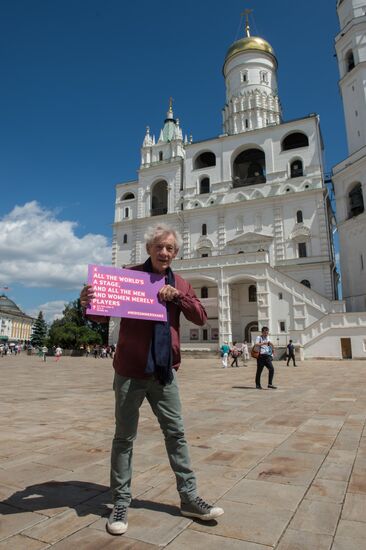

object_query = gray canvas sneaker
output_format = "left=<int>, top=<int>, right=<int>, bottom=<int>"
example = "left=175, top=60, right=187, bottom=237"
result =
left=181, top=496, right=224, bottom=520
left=106, top=504, right=128, bottom=535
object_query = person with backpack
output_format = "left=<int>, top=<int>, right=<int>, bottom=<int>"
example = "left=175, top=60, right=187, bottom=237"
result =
left=253, top=327, right=277, bottom=389
left=230, top=342, right=242, bottom=367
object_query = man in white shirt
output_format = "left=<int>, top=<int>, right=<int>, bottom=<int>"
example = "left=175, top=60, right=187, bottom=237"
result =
left=253, top=327, right=277, bottom=390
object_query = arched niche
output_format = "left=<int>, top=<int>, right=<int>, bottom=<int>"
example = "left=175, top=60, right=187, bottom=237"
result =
left=151, top=180, right=168, bottom=216
left=232, top=148, right=266, bottom=187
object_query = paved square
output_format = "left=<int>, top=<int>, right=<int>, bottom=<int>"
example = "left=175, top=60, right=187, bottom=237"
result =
left=1, top=354, right=366, bottom=549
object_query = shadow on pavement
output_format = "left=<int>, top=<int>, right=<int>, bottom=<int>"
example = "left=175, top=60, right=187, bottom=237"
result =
left=1, top=480, right=110, bottom=516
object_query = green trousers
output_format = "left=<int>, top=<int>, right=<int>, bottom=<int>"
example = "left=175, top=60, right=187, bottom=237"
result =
left=111, top=371, right=197, bottom=506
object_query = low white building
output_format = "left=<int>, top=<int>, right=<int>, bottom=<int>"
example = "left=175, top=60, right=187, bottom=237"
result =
left=110, top=9, right=366, bottom=360
left=0, top=295, right=34, bottom=343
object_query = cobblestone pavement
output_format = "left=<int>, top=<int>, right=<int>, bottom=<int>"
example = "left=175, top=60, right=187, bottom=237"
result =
left=1, top=354, right=366, bottom=549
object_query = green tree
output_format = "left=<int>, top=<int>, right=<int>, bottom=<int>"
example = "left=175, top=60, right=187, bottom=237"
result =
left=47, top=298, right=108, bottom=349
left=31, top=311, right=48, bottom=347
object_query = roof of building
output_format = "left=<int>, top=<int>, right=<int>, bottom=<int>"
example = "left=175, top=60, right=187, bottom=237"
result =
left=0, top=295, right=34, bottom=321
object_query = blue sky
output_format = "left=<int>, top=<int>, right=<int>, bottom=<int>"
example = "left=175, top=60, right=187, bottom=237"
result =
left=0, top=0, right=346, bottom=320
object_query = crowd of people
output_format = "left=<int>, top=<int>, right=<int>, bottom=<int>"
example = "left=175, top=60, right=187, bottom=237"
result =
left=219, top=341, right=250, bottom=368
left=0, top=342, right=24, bottom=356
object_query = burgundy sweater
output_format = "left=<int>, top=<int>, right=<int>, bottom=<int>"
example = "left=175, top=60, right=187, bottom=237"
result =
left=86, top=265, right=207, bottom=379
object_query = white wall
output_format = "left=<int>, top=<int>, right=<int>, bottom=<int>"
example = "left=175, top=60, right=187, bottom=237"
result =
left=305, top=327, right=366, bottom=359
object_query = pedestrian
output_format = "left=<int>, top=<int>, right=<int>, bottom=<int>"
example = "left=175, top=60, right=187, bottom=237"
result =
left=54, top=346, right=62, bottom=362
left=242, top=340, right=249, bottom=362
left=85, top=345, right=91, bottom=358
left=253, top=327, right=277, bottom=389
left=93, top=345, right=98, bottom=359
left=286, top=339, right=296, bottom=366
left=41, top=345, right=48, bottom=362
left=220, top=341, right=231, bottom=368
left=80, top=223, right=224, bottom=536
left=110, top=344, right=116, bottom=359
left=230, top=342, right=241, bottom=367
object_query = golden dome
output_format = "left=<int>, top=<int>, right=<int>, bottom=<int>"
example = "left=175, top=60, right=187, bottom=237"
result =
left=225, top=36, right=276, bottom=64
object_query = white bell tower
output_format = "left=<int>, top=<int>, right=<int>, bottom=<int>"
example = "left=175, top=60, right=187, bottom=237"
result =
left=222, top=10, right=281, bottom=135
left=333, top=0, right=366, bottom=312
left=335, top=0, right=366, bottom=154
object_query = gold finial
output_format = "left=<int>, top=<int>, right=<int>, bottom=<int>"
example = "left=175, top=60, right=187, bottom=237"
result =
left=168, top=96, right=174, bottom=113
left=241, top=8, right=253, bottom=37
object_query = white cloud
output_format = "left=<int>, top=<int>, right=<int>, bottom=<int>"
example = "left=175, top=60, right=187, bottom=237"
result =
left=0, top=201, right=111, bottom=289
left=29, top=300, right=68, bottom=323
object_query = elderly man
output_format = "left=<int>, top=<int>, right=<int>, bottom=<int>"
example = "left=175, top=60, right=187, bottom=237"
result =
left=80, top=223, right=224, bottom=535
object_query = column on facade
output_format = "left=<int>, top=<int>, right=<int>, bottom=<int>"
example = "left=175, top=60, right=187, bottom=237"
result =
left=218, top=268, right=232, bottom=344
left=132, top=227, right=142, bottom=265
left=141, top=188, right=149, bottom=218
left=273, top=206, right=285, bottom=262
left=317, top=198, right=333, bottom=299
left=182, top=217, right=190, bottom=259
left=112, top=231, right=117, bottom=266
left=217, top=214, right=226, bottom=252
left=256, top=277, right=270, bottom=330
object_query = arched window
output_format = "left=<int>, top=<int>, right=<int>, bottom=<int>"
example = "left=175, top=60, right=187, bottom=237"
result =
left=124, top=207, right=129, bottom=218
left=296, top=210, right=303, bottom=223
left=233, top=149, right=266, bottom=187
left=151, top=180, right=168, bottom=216
left=291, top=160, right=303, bottom=178
left=200, top=177, right=210, bottom=194
left=201, top=223, right=207, bottom=236
left=248, top=285, right=257, bottom=302
left=194, top=152, right=216, bottom=169
left=123, top=234, right=128, bottom=244
left=349, top=183, right=364, bottom=218
left=121, top=192, right=135, bottom=201
left=201, top=287, right=208, bottom=298
left=159, top=151, right=163, bottom=161
left=282, top=132, right=309, bottom=151
left=301, top=279, right=311, bottom=288
left=346, top=50, right=355, bottom=72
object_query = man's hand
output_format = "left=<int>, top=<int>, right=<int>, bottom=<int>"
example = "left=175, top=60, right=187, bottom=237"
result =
left=80, top=285, right=94, bottom=308
left=158, top=284, right=181, bottom=302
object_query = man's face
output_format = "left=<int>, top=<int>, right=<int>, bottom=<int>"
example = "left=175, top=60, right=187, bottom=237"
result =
left=147, top=233, right=178, bottom=274
left=262, top=329, right=269, bottom=338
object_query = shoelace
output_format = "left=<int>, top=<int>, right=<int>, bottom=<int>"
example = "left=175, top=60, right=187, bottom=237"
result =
left=113, top=506, right=127, bottom=521
left=194, top=496, right=212, bottom=511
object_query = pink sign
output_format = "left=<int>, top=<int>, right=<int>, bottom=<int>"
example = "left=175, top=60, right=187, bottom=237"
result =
left=87, top=264, right=167, bottom=322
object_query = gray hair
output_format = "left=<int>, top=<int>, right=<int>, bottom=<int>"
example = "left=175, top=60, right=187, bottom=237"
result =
left=144, top=223, right=183, bottom=250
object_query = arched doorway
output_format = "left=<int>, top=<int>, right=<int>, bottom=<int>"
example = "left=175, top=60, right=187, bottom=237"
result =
left=245, top=321, right=258, bottom=343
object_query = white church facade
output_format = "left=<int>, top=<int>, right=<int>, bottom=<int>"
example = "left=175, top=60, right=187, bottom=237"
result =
left=111, top=2, right=366, bottom=359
